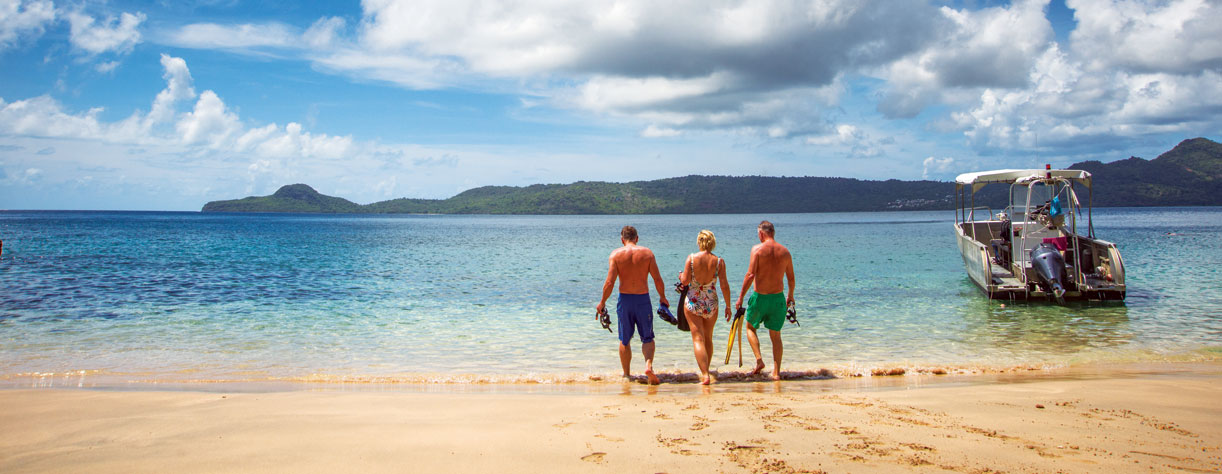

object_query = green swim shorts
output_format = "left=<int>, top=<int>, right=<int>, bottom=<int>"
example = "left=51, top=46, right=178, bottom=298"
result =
left=745, top=291, right=787, bottom=332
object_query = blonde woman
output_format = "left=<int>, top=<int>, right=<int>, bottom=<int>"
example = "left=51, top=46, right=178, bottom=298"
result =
left=678, top=230, right=732, bottom=385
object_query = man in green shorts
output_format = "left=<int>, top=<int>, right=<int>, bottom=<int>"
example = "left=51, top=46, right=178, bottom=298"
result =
left=733, top=220, right=795, bottom=380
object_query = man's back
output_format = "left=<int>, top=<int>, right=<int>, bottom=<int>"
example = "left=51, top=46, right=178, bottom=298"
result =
left=751, top=240, right=791, bottom=294
left=612, top=245, right=656, bottom=295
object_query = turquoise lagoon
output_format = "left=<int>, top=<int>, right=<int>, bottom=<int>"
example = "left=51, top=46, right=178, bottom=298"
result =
left=0, top=208, right=1218, bottom=385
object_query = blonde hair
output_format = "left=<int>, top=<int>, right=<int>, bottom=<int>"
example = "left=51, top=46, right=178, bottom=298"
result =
left=697, top=229, right=716, bottom=251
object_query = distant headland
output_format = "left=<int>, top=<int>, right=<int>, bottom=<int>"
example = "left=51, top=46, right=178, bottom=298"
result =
left=202, top=137, right=1221, bottom=214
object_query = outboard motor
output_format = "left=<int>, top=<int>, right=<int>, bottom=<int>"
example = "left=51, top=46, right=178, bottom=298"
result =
left=1030, top=243, right=1067, bottom=303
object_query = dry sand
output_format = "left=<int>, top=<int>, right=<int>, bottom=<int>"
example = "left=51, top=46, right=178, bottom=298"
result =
left=2, top=364, right=1220, bottom=473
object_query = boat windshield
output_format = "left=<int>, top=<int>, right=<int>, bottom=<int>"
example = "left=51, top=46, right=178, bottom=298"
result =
left=1011, top=181, right=1057, bottom=221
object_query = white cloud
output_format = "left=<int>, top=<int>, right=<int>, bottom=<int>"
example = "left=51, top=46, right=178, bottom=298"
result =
left=303, top=17, right=345, bottom=48
left=879, top=0, right=1053, bottom=118
left=1068, top=0, right=1222, bottom=74
left=335, top=0, right=945, bottom=138
left=0, top=0, right=54, bottom=50
left=177, top=90, right=240, bottom=147
left=148, top=54, right=195, bottom=127
left=641, top=125, right=680, bottom=138
left=1, top=55, right=353, bottom=162
left=922, top=156, right=954, bottom=179
left=94, top=60, right=120, bottom=73
left=0, top=96, right=105, bottom=138
left=167, top=22, right=295, bottom=50
left=67, top=10, right=145, bottom=55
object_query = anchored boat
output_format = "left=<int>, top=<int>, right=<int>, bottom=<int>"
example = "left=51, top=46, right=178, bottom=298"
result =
left=954, top=166, right=1126, bottom=302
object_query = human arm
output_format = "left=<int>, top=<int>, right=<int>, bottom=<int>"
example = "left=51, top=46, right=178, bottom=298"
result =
left=596, top=256, right=618, bottom=316
left=719, top=258, right=732, bottom=320
left=784, top=254, right=795, bottom=305
left=735, top=248, right=758, bottom=312
left=649, top=254, right=670, bottom=308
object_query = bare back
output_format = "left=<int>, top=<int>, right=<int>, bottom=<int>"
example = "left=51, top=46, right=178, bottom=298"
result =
left=686, top=252, right=721, bottom=286
left=749, top=239, right=793, bottom=295
left=610, top=245, right=659, bottom=294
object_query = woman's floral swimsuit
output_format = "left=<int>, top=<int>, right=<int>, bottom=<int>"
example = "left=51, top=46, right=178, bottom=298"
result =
left=684, top=255, right=721, bottom=319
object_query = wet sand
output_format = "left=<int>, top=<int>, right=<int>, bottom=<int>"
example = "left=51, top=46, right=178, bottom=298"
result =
left=2, top=363, right=1220, bottom=473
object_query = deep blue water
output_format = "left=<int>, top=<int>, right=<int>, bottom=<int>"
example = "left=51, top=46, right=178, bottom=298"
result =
left=0, top=208, right=1218, bottom=384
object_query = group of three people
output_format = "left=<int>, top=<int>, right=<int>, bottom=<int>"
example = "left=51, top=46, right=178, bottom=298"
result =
left=595, top=221, right=796, bottom=385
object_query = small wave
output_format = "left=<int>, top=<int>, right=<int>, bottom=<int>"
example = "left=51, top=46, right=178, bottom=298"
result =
left=3, top=347, right=1216, bottom=389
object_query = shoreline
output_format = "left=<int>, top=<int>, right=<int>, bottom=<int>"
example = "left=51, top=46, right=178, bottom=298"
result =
left=2, top=355, right=1219, bottom=392
left=2, top=361, right=1219, bottom=473
left=4, top=359, right=1220, bottom=393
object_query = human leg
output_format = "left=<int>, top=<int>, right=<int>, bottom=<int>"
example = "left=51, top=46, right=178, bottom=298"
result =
left=619, top=342, right=632, bottom=378
left=743, top=292, right=768, bottom=375
left=643, top=341, right=659, bottom=384
left=768, top=329, right=783, bottom=381
left=700, top=314, right=717, bottom=384
left=686, top=311, right=710, bottom=383
left=745, top=321, right=765, bottom=375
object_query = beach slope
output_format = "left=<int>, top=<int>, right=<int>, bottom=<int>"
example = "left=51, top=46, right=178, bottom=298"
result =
left=2, top=368, right=1220, bottom=473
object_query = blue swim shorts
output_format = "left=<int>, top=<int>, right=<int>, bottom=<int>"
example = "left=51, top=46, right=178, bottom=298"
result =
left=616, top=293, right=654, bottom=345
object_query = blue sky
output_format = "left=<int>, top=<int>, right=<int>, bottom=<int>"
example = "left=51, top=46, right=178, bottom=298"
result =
left=1, top=0, right=1219, bottom=210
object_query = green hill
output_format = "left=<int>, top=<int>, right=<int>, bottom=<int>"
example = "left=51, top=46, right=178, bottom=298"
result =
left=201, top=137, right=1221, bottom=214
left=1070, top=137, right=1222, bottom=207
left=201, top=184, right=362, bottom=213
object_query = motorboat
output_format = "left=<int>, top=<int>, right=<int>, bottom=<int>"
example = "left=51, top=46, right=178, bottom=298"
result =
left=954, top=166, right=1126, bottom=302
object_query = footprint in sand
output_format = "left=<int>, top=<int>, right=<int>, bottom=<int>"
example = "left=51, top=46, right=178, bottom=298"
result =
left=690, top=421, right=709, bottom=431
left=581, top=452, right=606, bottom=463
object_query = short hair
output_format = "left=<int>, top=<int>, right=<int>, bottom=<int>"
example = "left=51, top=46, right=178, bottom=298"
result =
left=697, top=229, right=716, bottom=251
left=758, top=220, right=775, bottom=236
left=620, top=225, right=638, bottom=242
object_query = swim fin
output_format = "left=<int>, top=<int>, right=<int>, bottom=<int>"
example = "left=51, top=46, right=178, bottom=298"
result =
left=724, top=307, right=745, bottom=365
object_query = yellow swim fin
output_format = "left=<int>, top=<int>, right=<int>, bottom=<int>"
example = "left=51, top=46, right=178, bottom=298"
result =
left=724, top=307, right=745, bottom=365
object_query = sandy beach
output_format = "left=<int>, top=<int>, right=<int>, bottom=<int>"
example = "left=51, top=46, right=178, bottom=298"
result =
left=1, top=364, right=1219, bottom=473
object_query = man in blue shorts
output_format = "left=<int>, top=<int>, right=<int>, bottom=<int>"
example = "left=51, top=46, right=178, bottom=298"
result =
left=734, top=220, right=795, bottom=381
left=597, top=225, right=669, bottom=384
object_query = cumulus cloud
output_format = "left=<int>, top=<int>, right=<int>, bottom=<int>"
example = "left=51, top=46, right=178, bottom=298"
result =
left=0, top=0, right=55, bottom=50
left=1069, top=0, right=1222, bottom=74
left=0, top=54, right=353, bottom=161
left=66, top=10, right=145, bottom=55
left=922, top=156, right=954, bottom=179
left=879, top=0, right=1053, bottom=119
left=321, top=0, right=945, bottom=138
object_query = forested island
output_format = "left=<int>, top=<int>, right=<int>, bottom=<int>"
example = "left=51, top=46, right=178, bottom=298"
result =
left=202, top=137, right=1221, bottom=214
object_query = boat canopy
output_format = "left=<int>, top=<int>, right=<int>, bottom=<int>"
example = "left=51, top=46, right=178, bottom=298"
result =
left=955, top=169, right=1091, bottom=186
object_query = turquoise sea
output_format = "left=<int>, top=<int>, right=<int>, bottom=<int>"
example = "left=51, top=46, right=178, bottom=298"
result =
left=0, top=208, right=1219, bottom=386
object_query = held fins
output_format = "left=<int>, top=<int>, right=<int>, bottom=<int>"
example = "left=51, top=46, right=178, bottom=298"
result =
left=656, top=304, right=678, bottom=325
left=597, top=307, right=613, bottom=333
left=724, top=307, right=745, bottom=365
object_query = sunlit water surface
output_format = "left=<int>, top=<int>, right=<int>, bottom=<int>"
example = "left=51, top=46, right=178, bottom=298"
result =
left=1, top=208, right=1218, bottom=385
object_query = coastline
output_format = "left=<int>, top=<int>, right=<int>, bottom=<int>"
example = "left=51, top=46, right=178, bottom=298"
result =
left=2, top=361, right=1219, bottom=473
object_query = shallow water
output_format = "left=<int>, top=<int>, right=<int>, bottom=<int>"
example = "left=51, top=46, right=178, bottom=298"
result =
left=0, top=208, right=1219, bottom=385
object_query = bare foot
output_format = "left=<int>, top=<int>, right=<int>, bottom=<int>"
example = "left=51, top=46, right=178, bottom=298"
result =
left=699, top=374, right=711, bottom=385
left=750, top=359, right=765, bottom=376
left=645, top=369, right=660, bottom=385
left=770, top=370, right=781, bottom=381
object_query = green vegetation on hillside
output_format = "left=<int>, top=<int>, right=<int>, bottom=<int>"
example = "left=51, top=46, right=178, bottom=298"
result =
left=201, top=137, right=1221, bottom=214
left=201, top=184, right=362, bottom=213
